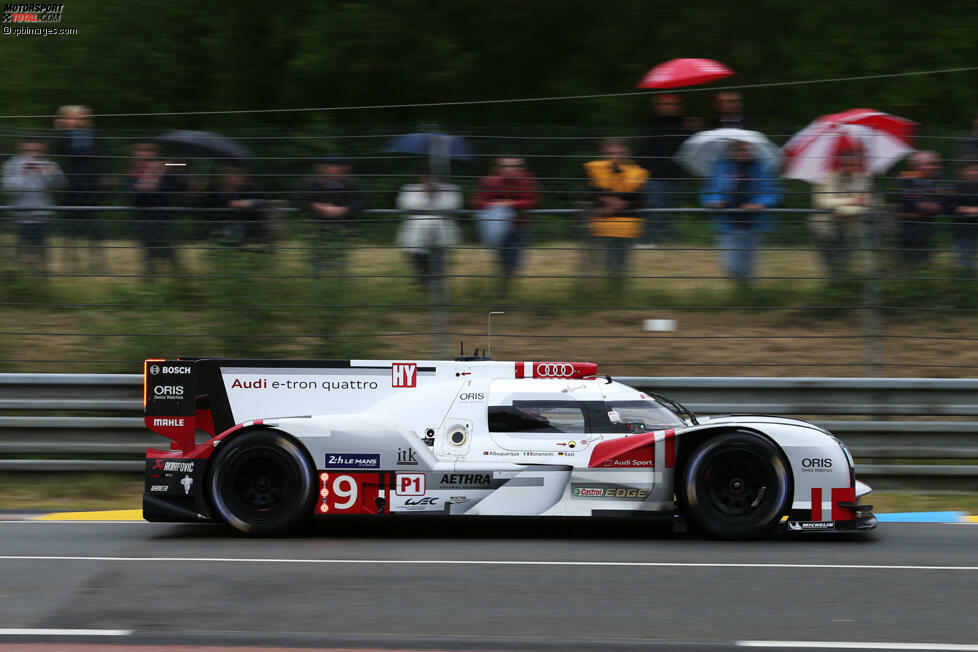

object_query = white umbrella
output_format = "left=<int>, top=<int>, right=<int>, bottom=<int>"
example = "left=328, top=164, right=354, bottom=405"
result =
left=674, top=128, right=782, bottom=177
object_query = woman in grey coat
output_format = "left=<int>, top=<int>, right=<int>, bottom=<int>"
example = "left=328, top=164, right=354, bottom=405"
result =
left=2, top=140, right=65, bottom=270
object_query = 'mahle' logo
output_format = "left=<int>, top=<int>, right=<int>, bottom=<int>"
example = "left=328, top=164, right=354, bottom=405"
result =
left=392, top=363, right=417, bottom=388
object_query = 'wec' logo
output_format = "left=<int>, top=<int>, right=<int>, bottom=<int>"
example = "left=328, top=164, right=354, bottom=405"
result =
left=392, top=363, right=417, bottom=388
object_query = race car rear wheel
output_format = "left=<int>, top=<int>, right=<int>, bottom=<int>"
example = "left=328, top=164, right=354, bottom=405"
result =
left=680, top=431, right=791, bottom=540
left=207, top=429, right=315, bottom=536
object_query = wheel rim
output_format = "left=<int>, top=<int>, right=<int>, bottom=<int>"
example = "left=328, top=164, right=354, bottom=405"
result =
left=701, top=449, right=777, bottom=519
left=221, top=445, right=300, bottom=522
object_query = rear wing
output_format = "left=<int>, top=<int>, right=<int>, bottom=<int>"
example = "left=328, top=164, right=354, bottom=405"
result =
left=143, top=359, right=197, bottom=452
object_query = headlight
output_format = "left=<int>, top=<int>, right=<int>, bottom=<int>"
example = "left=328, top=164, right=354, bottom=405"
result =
left=830, top=435, right=855, bottom=485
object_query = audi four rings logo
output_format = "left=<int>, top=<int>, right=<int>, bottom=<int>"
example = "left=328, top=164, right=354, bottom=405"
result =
left=536, top=363, right=574, bottom=377
left=149, top=365, right=160, bottom=375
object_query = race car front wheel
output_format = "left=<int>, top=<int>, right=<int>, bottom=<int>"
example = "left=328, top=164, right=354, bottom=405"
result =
left=680, top=431, right=791, bottom=540
left=208, top=429, right=315, bottom=536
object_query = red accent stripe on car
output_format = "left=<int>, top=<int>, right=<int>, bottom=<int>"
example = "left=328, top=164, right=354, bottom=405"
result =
left=832, top=486, right=857, bottom=521
left=588, top=433, right=656, bottom=468
left=663, top=429, right=676, bottom=468
left=811, top=487, right=822, bottom=521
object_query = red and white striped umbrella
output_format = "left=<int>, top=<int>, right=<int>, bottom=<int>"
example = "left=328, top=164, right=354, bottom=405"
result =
left=782, top=108, right=916, bottom=183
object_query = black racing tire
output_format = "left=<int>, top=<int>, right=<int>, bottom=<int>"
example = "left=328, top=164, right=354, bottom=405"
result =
left=679, top=431, right=792, bottom=540
left=207, top=429, right=315, bottom=536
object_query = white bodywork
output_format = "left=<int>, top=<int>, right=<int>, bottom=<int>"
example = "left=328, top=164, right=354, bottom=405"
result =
left=208, top=359, right=861, bottom=523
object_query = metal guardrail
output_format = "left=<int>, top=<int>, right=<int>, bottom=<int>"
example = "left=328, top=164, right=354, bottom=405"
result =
left=0, top=374, right=975, bottom=490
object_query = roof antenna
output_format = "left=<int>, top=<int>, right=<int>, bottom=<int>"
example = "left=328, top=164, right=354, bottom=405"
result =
left=487, top=311, right=504, bottom=358
left=460, top=341, right=464, bottom=357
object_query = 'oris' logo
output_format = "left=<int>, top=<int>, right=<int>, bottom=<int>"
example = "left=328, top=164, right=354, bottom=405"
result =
left=535, top=363, right=574, bottom=377
left=459, top=392, right=485, bottom=401
left=802, top=458, right=832, bottom=468
left=154, top=385, right=184, bottom=396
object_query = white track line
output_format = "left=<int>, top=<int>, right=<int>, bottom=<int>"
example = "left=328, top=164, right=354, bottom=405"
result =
left=738, top=642, right=978, bottom=650
left=0, top=556, right=975, bottom=571
left=0, top=629, right=131, bottom=636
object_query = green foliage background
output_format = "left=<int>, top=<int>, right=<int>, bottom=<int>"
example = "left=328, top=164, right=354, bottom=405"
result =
left=1, top=0, right=976, bottom=130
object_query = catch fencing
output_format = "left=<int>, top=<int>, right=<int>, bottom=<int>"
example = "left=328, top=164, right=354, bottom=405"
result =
left=0, top=373, right=975, bottom=490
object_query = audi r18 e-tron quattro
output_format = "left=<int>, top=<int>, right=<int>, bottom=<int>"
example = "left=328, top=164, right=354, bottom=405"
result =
left=143, top=357, right=875, bottom=538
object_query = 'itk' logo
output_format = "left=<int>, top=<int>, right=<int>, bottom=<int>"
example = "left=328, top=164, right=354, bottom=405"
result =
left=392, top=363, right=417, bottom=388
left=397, top=447, right=418, bottom=465
left=2, top=3, right=65, bottom=23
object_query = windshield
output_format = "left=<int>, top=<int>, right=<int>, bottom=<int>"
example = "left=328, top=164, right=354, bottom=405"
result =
left=605, top=400, right=685, bottom=433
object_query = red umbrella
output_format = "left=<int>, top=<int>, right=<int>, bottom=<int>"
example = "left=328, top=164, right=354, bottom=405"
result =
left=636, top=58, right=735, bottom=89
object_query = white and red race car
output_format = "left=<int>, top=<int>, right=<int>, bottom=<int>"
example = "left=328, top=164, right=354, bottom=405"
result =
left=143, top=357, right=876, bottom=538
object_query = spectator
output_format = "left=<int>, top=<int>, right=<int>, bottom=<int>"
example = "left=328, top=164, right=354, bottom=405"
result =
left=640, top=94, right=693, bottom=244
left=895, top=151, right=951, bottom=269
left=584, top=139, right=649, bottom=284
left=700, top=140, right=782, bottom=285
left=955, top=112, right=978, bottom=169
left=396, top=173, right=463, bottom=293
left=1, top=139, right=65, bottom=270
left=472, top=156, right=539, bottom=291
left=951, top=161, right=978, bottom=277
left=711, top=91, right=747, bottom=129
left=52, top=105, right=104, bottom=272
left=202, top=164, right=265, bottom=250
left=125, top=146, right=186, bottom=277
left=810, top=146, right=871, bottom=280
left=298, top=156, right=364, bottom=274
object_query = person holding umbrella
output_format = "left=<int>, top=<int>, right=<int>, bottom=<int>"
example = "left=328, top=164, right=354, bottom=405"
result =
left=298, top=156, right=365, bottom=275
left=640, top=94, right=695, bottom=244
left=125, top=144, right=188, bottom=278
left=700, top=139, right=782, bottom=285
left=810, top=145, right=872, bottom=281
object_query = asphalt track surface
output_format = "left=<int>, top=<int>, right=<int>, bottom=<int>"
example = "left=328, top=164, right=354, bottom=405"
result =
left=0, top=518, right=976, bottom=651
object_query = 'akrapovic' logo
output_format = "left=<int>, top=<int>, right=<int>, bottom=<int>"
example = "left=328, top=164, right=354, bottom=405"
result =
left=163, top=461, right=195, bottom=473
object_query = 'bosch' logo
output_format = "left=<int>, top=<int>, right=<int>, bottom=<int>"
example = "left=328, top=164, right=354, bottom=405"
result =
left=149, top=365, right=160, bottom=375
left=535, top=363, right=574, bottom=377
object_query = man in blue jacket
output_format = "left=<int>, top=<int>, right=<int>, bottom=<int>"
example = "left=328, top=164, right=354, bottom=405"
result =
left=700, top=140, right=782, bottom=284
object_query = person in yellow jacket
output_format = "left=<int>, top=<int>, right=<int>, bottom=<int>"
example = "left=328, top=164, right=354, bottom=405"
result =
left=584, top=139, right=649, bottom=283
